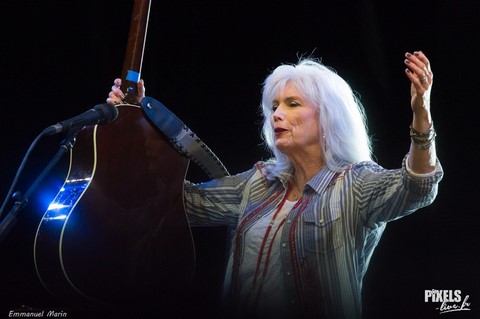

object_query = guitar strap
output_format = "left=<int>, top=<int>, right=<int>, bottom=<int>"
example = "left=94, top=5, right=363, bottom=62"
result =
left=140, top=96, right=230, bottom=179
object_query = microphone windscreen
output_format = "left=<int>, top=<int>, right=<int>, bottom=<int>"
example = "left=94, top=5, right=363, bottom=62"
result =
left=95, top=103, right=119, bottom=124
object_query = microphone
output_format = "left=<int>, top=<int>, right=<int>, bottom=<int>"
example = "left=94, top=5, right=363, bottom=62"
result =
left=44, top=103, right=119, bottom=136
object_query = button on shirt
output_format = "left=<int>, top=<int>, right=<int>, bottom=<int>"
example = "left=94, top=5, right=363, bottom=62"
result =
left=238, top=199, right=298, bottom=318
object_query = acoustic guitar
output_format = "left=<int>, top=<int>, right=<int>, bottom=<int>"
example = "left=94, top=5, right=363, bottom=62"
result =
left=33, top=0, right=197, bottom=311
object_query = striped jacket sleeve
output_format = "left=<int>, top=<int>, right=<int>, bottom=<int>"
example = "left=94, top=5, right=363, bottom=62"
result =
left=354, top=155, right=444, bottom=228
left=183, top=166, right=258, bottom=227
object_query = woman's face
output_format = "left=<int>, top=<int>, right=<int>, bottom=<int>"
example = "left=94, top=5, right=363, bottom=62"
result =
left=270, top=82, right=322, bottom=157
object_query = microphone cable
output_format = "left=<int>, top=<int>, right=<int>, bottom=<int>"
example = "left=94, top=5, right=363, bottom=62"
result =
left=0, top=129, right=47, bottom=219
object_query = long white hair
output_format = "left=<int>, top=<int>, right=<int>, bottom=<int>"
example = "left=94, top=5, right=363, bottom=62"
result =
left=261, top=58, right=372, bottom=181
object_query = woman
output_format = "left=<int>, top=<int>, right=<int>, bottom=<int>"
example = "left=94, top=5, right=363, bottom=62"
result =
left=107, top=51, right=443, bottom=319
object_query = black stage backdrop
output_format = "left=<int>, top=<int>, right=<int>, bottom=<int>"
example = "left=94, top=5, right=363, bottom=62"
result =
left=0, top=1, right=478, bottom=318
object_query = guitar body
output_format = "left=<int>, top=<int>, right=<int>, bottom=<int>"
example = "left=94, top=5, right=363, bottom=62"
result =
left=34, top=104, right=195, bottom=309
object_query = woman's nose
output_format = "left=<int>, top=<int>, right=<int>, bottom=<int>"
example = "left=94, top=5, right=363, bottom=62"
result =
left=272, top=106, right=285, bottom=122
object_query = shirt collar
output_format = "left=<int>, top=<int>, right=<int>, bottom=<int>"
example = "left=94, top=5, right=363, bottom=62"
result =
left=256, top=160, right=346, bottom=196
left=306, top=166, right=344, bottom=196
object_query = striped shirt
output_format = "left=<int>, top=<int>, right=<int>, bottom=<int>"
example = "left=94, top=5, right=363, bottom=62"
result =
left=184, top=155, right=443, bottom=319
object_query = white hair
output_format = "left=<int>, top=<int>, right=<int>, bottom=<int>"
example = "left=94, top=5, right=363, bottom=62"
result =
left=260, top=58, right=372, bottom=181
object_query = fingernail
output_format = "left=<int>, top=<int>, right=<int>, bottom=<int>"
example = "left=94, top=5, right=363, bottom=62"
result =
left=405, top=52, right=412, bottom=58
left=404, top=59, right=410, bottom=64
left=414, top=51, right=420, bottom=56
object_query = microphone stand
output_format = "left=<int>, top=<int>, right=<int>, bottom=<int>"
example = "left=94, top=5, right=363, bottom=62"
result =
left=0, top=129, right=78, bottom=242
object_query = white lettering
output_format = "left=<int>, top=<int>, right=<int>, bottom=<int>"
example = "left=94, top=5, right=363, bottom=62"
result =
left=424, top=290, right=433, bottom=302
left=437, top=295, right=471, bottom=314
left=46, top=310, right=67, bottom=317
left=7, top=310, right=44, bottom=317
left=424, top=289, right=465, bottom=303
left=453, top=289, right=462, bottom=302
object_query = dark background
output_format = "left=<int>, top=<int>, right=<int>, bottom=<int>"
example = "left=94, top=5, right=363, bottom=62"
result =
left=0, top=0, right=479, bottom=318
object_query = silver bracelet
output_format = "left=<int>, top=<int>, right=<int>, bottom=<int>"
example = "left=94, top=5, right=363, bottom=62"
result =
left=410, top=124, right=436, bottom=150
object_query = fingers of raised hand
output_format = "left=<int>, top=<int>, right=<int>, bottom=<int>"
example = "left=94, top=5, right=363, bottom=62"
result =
left=404, top=51, right=433, bottom=86
left=107, top=92, right=122, bottom=104
left=137, top=79, right=146, bottom=98
left=106, top=78, right=125, bottom=104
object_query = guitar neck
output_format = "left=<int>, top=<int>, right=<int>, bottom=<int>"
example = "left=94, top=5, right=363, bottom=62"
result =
left=120, top=0, right=151, bottom=104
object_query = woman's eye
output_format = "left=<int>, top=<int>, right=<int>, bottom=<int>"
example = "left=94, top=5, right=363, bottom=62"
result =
left=289, top=101, right=300, bottom=107
left=272, top=105, right=278, bottom=111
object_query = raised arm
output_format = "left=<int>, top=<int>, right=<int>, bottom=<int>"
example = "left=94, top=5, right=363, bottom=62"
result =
left=404, top=50, right=437, bottom=174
